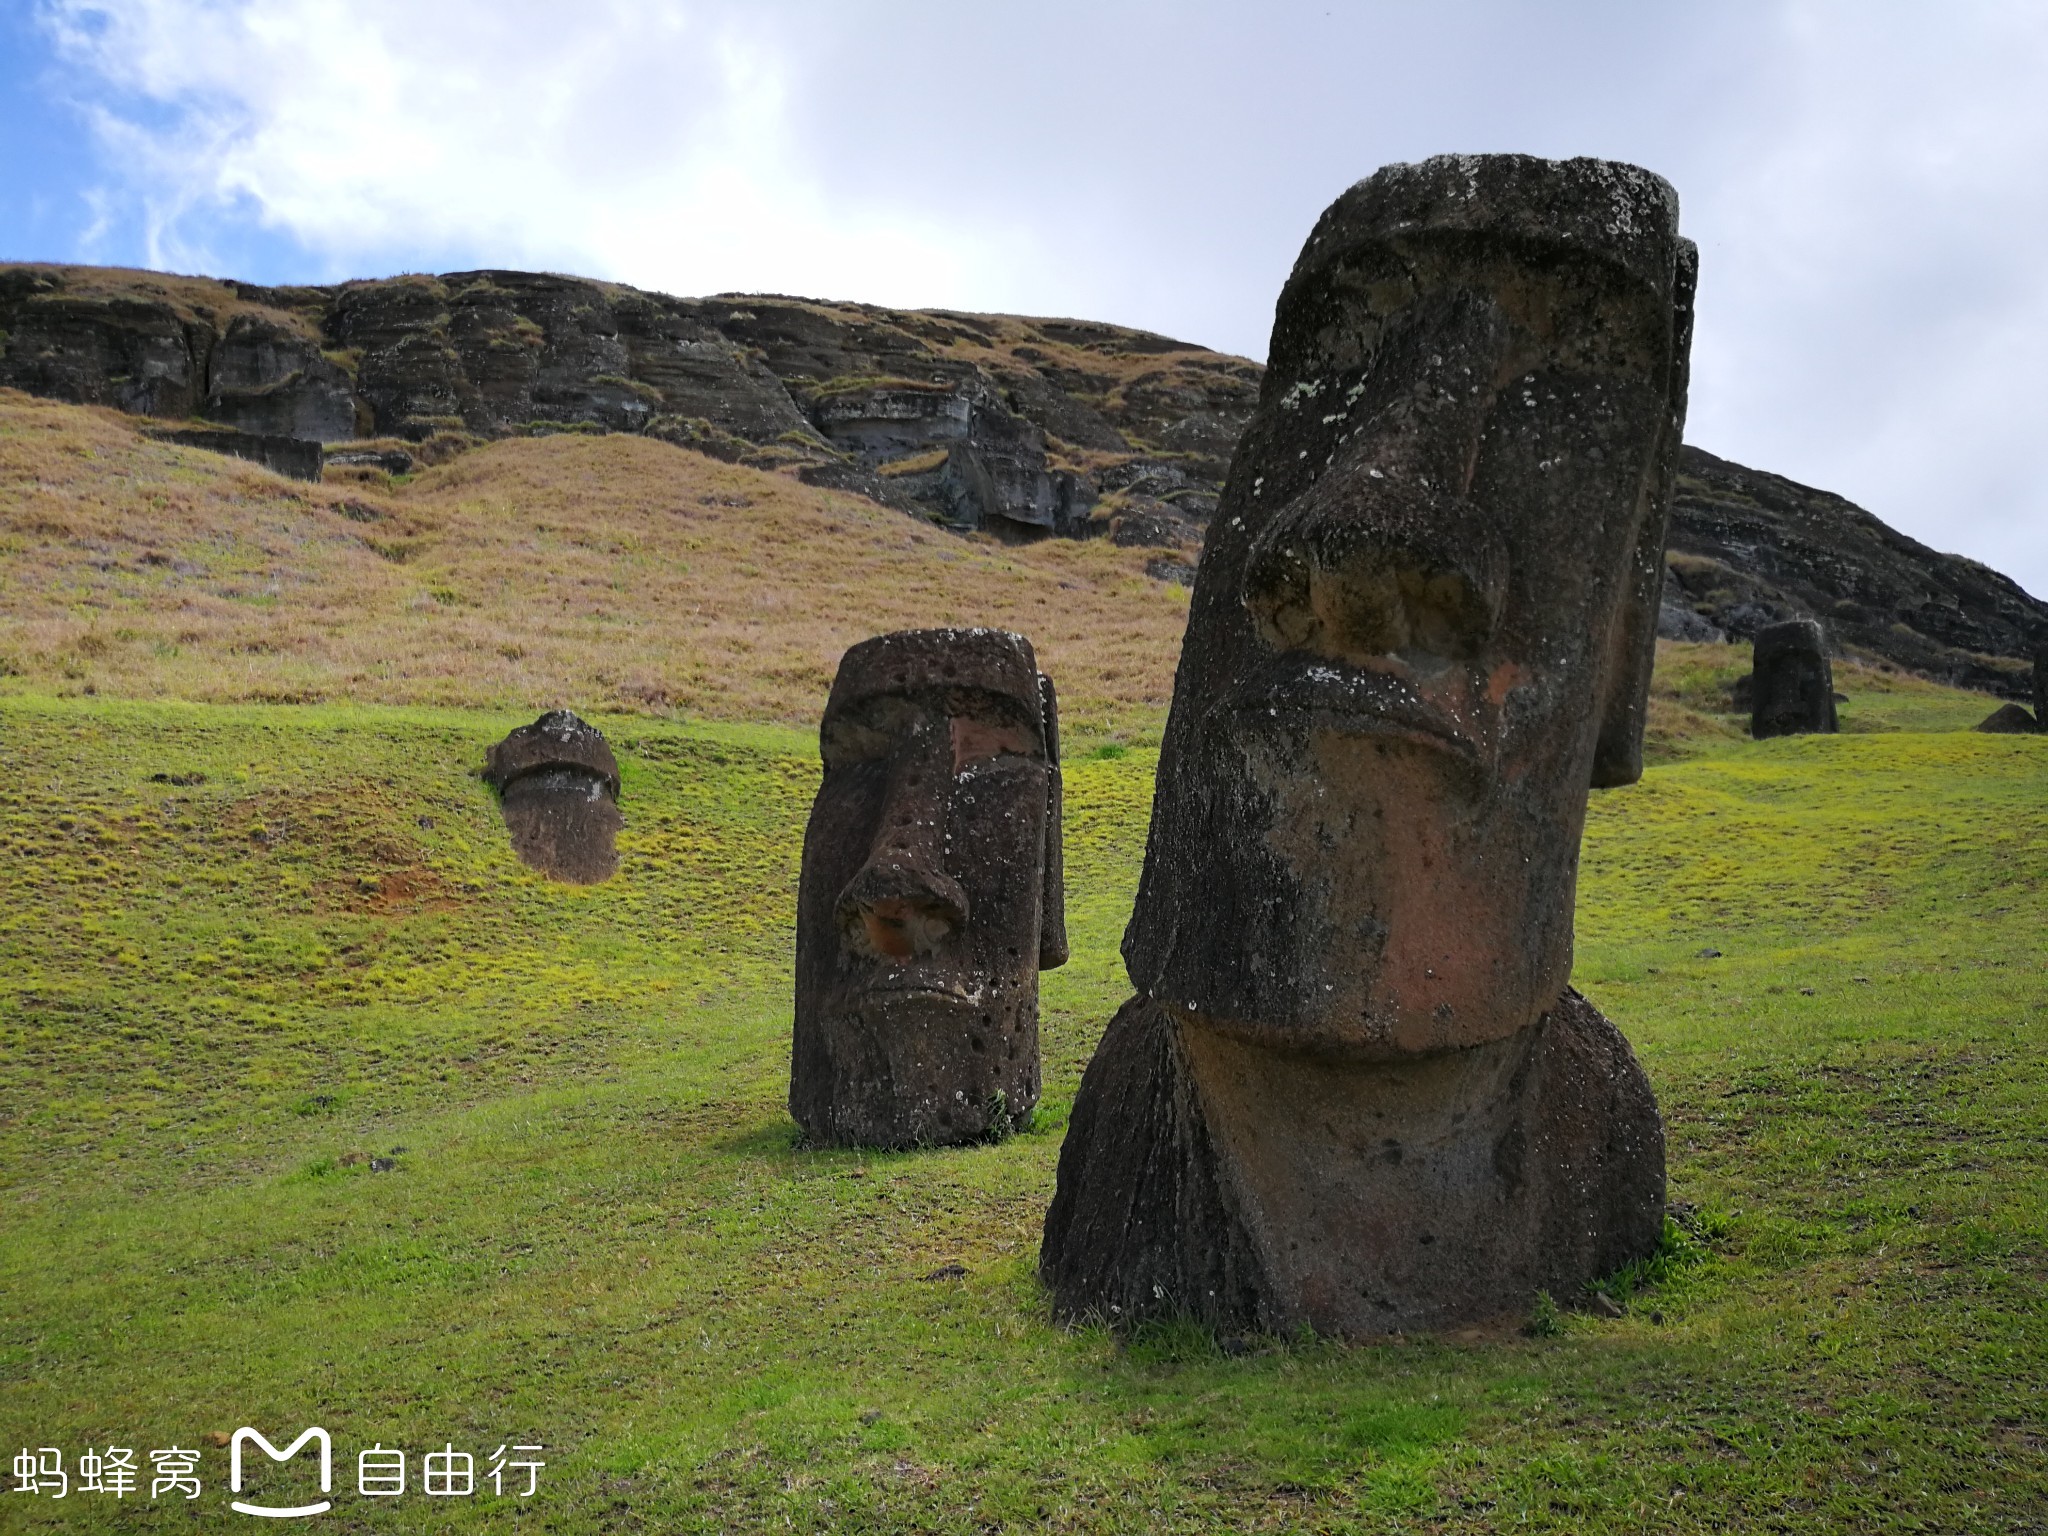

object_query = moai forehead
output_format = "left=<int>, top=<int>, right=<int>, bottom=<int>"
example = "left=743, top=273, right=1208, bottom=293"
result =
left=824, top=628, right=1047, bottom=735
left=484, top=709, right=620, bottom=796
left=1754, top=617, right=1825, bottom=666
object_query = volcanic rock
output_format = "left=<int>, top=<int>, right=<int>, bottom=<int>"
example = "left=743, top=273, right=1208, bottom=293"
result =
left=1974, top=703, right=2039, bottom=734
left=6, top=258, right=2043, bottom=689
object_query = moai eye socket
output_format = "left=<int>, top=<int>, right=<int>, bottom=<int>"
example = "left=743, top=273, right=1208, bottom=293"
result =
left=949, top=712, right=1039, bottom=772
left=822, top=696, right=929, bottom=766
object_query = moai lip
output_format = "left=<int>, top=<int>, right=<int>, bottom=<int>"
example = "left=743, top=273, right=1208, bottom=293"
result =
left=791, top=628, right=1067, bottom=1149
left=483, top=710, right=622, bottom=884
left=1750, top=618, right=1838, bottom=739
left=1041, top=154, right=1690, bottom=1336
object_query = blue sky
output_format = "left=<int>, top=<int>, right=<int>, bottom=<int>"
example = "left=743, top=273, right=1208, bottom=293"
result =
left=5, top=0, right=2047, bottom=598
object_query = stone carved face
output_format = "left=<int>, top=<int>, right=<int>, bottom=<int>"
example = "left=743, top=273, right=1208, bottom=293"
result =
left=484, top=709, right=622, bottom=884
left=1123, top=156, right=1695, bottom=1057
left=792, top=628, right=1066, bottom=1146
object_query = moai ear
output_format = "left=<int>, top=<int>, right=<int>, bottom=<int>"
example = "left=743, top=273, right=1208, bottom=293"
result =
left=1592, top=237, right=1697, bottom=789
left=1037, top=671, right=1069, bottom=970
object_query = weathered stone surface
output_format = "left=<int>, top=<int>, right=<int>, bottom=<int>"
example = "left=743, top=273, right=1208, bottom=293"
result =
left=1041, top=154, right=1688, bottom=1335
left=143, top=425, right=324, bottom=482
left=201, top=312, right=359, bottom=441
left=1750, top=618, right=1838, bottom=738
left=11, top=259, right=2047, bottom=672
left=792, top=628, right=1067, bottom=1149
left=0, top=268, right=212, bottom=418
left=1041, top=988, right=1664, bottom=1333
left=2035, top=644, right=2048, bottom=725
left=1667, top=447, right=2044, bottom=697
left=1975, top=702, right=2038, bottom=734
left=483, top=710, right=622, bottom=884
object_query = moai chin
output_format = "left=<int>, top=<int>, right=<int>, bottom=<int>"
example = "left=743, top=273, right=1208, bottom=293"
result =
left=1040, top=154, right=1694, bottom=1336
left=1750, top=619, right=1838, bottom=739
left=484, top=710, right=622, bottom=884
left=792, top=628, right=1068, bottom=1149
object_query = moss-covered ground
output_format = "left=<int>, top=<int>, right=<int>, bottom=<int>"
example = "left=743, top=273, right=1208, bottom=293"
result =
left=1, top=663, right=2042, bottom=1534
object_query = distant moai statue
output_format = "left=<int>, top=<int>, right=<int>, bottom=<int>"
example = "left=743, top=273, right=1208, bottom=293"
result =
left=1039, top=154, right=1690, bottom=1336
left=484, top=710, right=622, bottom=883
left=791, top=628, right=1067, bottom=1149
left=1750, top=618, right=1837, bottom=738
left=1980, top=640, right=2048, bottom=731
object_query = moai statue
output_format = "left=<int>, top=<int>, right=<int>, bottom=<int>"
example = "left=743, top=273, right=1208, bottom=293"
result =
left=2033, top=642, right=2047, bottom=726
left=483, top=710, right=622, bottom=883
left=1040, top=154, right=1693, bottom=1336
left=792, top=628, right=1068, bottom=1148
left=1750, top=619, right=1837, bottom=738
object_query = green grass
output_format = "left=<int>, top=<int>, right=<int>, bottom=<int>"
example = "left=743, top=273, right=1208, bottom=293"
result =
left=0, top=686, right=2043, bottom=1532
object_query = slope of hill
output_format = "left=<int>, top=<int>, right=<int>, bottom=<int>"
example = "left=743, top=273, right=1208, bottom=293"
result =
left=0, top=261, right=1256, bottom=545
left=2, top=390, right=2006, bottom=755
left=2, top=694, right=2043, bottom=1530
left=0, top=389, right=1189, bottom=736
left=5, top=260, right=2042, bottom=699
left=1666, top=448, right=2041, bottom=696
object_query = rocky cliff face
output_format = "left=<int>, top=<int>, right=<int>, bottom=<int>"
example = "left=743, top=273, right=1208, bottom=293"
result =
left=0, top=263, right=1256, bottom=543
left=1664, top=448, right=2043, bottom=696
left=3, top=261, right=2040, bottom=691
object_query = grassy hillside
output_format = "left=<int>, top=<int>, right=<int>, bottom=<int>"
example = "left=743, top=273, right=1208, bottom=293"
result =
left=1, top=387, right=2040, bottom=1531
left=1, top=693, right=2042, bottom=1533
left=0, top=390, right=2005, bottom=754
left=0, top=390, right=1188, bottom=739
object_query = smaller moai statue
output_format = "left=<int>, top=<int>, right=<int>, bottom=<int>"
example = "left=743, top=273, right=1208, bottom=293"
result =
left=2033, top=642, right=2048, bottom=726
left=1750, top=619, right=1837, bottom=738
left=792, top=628, right=1067, bottom=1149
left=483, top=710, right=622, bottom=883
left=1975, top=702, right=2038, bottom=734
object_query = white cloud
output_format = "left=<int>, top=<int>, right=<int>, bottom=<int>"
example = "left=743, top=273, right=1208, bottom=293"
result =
left=39, top=0, right=1024, bottom=303
left=1682, top=0, right=2048, bottom=591
left=30, top=0, right=2048, bottom=596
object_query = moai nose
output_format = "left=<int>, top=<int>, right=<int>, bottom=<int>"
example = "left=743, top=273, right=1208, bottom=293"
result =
left=835, top=719, right=969, bottom=962
left=840, top=882, right=967, bottom=961
left=1242, top=483, right=1504, bottom=670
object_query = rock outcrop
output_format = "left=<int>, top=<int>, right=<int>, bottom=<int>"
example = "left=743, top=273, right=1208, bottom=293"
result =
left=3, top=261, right=2041, bottom=688
left=1666, top=447, right=2044, bottom=696
left=1974, top=703, right=2039, bottom=734
left=140, top=423, right=324, bottom=482
left=0, top=262, right=1258, bottom=542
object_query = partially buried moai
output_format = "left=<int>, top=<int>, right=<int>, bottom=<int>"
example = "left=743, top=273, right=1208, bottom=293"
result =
left=1750, top=618, right=1837, bottom=738
left=484, top=710, right=622, bottom=883
left=792, top=628, right=1067, bottom=1148
left=1040, top=154, right=1694, bottom=1335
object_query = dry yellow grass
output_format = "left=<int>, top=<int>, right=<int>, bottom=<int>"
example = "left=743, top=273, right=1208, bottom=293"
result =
left=0, top=390, right=1190, bottom=736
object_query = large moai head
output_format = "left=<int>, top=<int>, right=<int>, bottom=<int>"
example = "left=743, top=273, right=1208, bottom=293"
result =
left=1122, top=154, right=1697, bottom=1058
left=792, top=628, right=1067, bottom=1148
left=1750, top=618, right=1838, bottom=739
left=484, top=710, right=622, bottom=883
